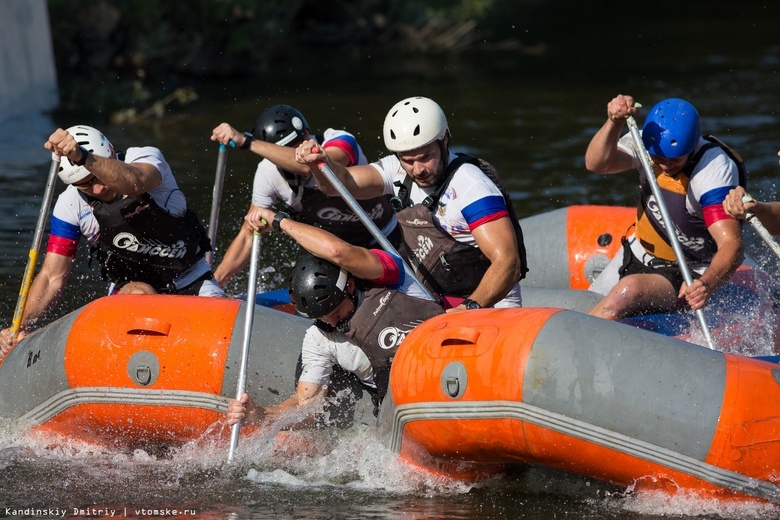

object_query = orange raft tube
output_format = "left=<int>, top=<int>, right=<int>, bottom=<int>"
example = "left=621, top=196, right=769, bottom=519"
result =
left=0, top=294, right=375, bottom=448
left=383, top=308, right=780, bottom=503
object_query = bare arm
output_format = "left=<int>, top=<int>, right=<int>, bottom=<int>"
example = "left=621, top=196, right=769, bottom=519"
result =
left=227, top=381, right=327, bottom=427
left=584, top=94, right=637, bottom=174
left=679, top=218, right=743, bottom=310
left=211, top=123, right=311, bottom=176
left=723, top=186, right=780, bottom=235
left=245, top=206, right=384, bottom=280
left=45, top=128, right=162, bottom=195
left=213, top=205, right=258, bottom=286
left=18, top=251, right=74, bottom=330
left=450, top=218, right=521, bottom=310
left=211, top=123, right=358, bottom=174
left=295, top=139, right=385, bottom=199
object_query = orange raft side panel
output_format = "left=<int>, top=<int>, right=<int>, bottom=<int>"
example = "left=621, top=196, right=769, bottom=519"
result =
left=706, top=355, right=780, bottom=481
left=390, top=308, right=559, bottom=464
left=37, top=404, right=225, bottom=448
left=389, top=307, right=780, bottom=502
left=39, top=295, right=242, bottom=445
left=566, top=205, right=635, bottom=289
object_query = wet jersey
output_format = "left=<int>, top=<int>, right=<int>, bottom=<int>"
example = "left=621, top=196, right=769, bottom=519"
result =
left=618, top=133, right=742, bottom=262
left=46, top=146, right=214, bottom=290
left=371, top=151, right=523, bottom=306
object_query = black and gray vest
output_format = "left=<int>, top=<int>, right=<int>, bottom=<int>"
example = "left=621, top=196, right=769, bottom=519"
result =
left=344, top=286, right=444, bottom=399
left=391, top=153, right=528, bottom=297
left=281, top=170, right=397, bottom=248
left=88, top=192, right=211, bottom=290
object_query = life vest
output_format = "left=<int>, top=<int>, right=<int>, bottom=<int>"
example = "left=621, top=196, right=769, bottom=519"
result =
left=279, top=169, right=397, bottom=248
left=344, top=286, right=444, bottom=400
left=88, top=193, right=211, bottom=290
left=391, top=153, right=529, bottom=297
left=635, top=135, right=747, bottom=263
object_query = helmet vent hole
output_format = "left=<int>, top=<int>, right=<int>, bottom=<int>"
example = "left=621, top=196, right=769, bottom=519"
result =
left=390, top=130, right=396, bottom=139
left=413, top=125, right=420, bottom=137
left=670, top=140, right=678, bottom=148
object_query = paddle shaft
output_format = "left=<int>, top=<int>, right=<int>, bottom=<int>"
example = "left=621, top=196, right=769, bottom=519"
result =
left=10, top=158, right=60, bottom=338
left=206, top=143, right=231, bottom=266
left=227, top=231, right=261, bottom=461
left=746, top=212, right=780, bottom=261
left=316, top=160, right=435, bottom=301
left=626, top=116, right=717, bottom=350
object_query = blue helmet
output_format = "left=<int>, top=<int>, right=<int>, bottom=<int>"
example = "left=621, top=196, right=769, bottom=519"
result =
left=641, top=98, right=700, bottom=159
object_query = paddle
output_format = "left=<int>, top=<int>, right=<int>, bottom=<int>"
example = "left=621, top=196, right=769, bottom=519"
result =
left=742, top=196, right=780, bottom=262
left=227, top=230, right=262, bottom=462
left=313, top=150, right=435, bottom=301
left=9, top=158, right=60, bottom=339
left=626, top=112, right=717, bottom=350
left=206, top=141, right=234, bottom=266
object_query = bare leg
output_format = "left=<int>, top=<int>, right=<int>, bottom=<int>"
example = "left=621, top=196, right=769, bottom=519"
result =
left=118, top=281, right=157, bottom=295
left=588, top=273, right=678, bottom=320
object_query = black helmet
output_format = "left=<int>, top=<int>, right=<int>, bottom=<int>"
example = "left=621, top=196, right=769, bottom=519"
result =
left=252, top=104, right=309, bottom=146
left=288, top=254, right=349, bottom=319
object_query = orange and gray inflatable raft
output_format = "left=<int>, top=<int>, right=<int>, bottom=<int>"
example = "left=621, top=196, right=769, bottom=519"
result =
left=381, top=307, right=780, bottom=503
left=0, top=294, right=376, bottom=447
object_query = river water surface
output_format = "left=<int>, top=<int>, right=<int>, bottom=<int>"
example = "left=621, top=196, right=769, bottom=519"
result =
left=2, top=5, right=780, bottom=519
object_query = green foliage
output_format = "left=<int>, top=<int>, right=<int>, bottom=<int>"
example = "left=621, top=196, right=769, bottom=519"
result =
left=47, top=0, right=510, bottom=114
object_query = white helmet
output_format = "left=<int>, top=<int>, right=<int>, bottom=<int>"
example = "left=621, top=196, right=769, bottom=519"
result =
left=383, top=96, right=449, bottom=153
left=57, top=125, right=113, bottom=184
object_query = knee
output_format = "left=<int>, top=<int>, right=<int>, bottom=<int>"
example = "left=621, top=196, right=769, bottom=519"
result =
left=118, top=282, right=157, bottom=295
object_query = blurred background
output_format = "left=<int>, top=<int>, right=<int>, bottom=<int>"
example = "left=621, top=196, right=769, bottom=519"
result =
left=2, top=3, right=780, bottom=517
left=2, top=0, right=780, bottom=319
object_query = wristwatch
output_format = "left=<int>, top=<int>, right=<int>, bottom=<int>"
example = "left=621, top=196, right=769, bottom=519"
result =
left=272, top=211, right=290, bottom=232
left=240, top=132, right=254, bottom=149
left=74, top=146, right=89, bottom=166
left=463, top=298, right=481, bottom=310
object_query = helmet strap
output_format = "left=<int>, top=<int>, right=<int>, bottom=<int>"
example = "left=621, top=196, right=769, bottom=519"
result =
left=333, top=286, right=360, bottom=333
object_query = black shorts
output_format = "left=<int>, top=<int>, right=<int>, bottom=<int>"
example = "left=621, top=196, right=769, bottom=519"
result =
left=617, top=238, right=700, bottom=289
left=113, top=270, right=215, bottom=295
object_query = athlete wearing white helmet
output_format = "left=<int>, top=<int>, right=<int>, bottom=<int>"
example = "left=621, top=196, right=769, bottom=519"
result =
left=282, top=96, right=528, bottom=312
left=382, top=96, right=449, bottom=153
left=0, top=125, right=225, bottom=359
left=56, top=125, right=114, bottom=185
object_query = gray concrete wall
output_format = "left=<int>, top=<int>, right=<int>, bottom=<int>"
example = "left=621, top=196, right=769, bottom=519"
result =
left=0, top=0, right=58, bottom=120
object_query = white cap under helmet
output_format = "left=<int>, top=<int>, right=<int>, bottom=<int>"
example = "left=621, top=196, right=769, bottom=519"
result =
left=57, top=125, right=113, bottom=184
left=383, top=96, right=449, bottom=153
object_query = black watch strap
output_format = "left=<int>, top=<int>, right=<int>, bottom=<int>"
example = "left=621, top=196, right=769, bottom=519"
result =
left=272, top=211, right=290, bottom=232
left=74, top=147, right=89, bottom=166
left=240, top=132, right=254, bottom=149
left=463, top=298, right=481, bottom=310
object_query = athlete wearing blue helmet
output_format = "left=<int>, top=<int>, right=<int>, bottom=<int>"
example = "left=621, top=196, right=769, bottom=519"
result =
left=584, top=93, right=745, bottom=325
left=641, top=98, right=701, bottom=159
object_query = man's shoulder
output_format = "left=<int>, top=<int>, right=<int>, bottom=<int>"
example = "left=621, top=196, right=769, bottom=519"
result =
left=303, top=323, right=351, bottom=350
left=322, top=128, right=353, bottom=139
left=53, top=186, right=91, bottom=215
left=692, top=144, right=739, bottom=181
left=124, top=146, right=166, bottom=164
left=372, top=154, right=400, bottom=175
left=450, top=159, right=501, bottom=195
